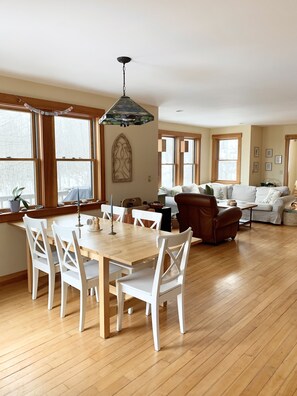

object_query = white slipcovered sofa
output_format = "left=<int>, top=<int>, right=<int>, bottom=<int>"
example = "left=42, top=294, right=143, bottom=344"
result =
left=159, top=183, right=294, bottom=225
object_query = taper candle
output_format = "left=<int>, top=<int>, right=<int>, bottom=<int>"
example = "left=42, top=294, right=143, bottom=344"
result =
left=110, top=194, right=113, bottom=218
left=77, top=188, right=80, bottom=207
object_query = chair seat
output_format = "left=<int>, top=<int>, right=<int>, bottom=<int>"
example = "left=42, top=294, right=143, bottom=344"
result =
left=64, top=259, right=122, bottom=283
left=118, top=268, right=180, bottom=297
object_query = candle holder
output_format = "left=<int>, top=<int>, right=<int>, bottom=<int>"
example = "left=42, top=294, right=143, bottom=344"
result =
left=109, top=194, right=116, bottom=235
left=76, top=203, right=83, bottom=227
left=109, top=216, right=116, bottom=235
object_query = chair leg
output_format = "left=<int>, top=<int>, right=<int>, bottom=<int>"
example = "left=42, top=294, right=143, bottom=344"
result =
left=177, top=293, right=185, bottom=334
left=116, top=284, right=124, bottom=332
left=95, top=286, right=99, bottom=302
left=151, top=303, right=160, bottom=351
left=79, top=289, right=87, bottom=332
left=145, top=303, right=151, bottom=316
left=48, top=271, right=55, bottom=310
left=60, top=281, right=68, bottom=318
left=32, top=267, right=39, bottom=300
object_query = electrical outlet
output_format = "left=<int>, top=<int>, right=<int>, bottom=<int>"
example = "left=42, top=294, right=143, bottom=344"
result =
left=148, top=175, right=151, bottom=182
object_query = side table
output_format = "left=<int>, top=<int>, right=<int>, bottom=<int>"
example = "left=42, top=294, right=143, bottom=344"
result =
left=149, top=204, right=172, bottom=232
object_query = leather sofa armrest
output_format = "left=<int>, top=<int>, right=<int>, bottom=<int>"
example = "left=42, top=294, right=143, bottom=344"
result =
left=214, top=207, right=242, bottom=228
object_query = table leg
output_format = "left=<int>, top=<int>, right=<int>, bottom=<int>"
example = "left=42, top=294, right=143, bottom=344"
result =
left=99, top=256, right=110, bottom=338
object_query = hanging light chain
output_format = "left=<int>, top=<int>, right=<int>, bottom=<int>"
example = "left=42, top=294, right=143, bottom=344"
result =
left=122, top=62, right=126, bottom=97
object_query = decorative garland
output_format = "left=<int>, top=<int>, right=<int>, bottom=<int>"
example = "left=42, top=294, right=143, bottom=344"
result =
left=18, top=98, right=73, bottom=116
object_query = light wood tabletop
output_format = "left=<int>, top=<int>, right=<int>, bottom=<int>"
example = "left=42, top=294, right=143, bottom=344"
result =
left=11, top=213, right=200, bottom=339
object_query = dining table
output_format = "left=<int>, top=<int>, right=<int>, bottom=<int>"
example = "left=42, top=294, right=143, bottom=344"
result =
left=11, top=212, right=200, bottom=339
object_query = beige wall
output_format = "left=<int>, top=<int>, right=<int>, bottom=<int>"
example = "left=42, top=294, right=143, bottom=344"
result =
left=250, top=126, right=263, bottom=186
left=0, top=75, right=158, bottom=276
left=261, top=124, right=297, bottom=186
left=210, top=125, right=252, bottom=185
left=158, top=122, right=211, bottom=183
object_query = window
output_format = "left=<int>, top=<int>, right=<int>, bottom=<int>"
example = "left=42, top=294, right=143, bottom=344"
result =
left=0, top=108, right=37, bottom=209
left=55, top=116, right=94, bottom=203
left=0, top=92, right=105, bottom=218
left=183, top=138, right=196, bottom=185
left=212, top=134, right=242, bottom=183
left=161, top=137, right=175, bottom=188
left=159, top=130, right=200, bottom=187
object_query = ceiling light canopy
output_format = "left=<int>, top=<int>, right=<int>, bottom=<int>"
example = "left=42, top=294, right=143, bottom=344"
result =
left=99, top=56, right=154, bottom=127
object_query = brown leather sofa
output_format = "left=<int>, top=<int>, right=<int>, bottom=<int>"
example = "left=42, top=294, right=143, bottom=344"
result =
left=175, top=193, right=242, bottom=244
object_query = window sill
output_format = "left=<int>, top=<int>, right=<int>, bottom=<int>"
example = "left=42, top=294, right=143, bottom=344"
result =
left=0, top=201, right=102, bottom=223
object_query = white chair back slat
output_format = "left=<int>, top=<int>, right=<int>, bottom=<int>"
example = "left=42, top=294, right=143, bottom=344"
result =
left=23, top=214, right=58, bottom=310
left=132, top=209, right=162, bottom=230
left=152, top=228, right=192, bottom=295
left=52, top=223, right=85, bottom=280
left=23, top=215, right=53, bottom=265
left=101, top=204, right=126, bottom=222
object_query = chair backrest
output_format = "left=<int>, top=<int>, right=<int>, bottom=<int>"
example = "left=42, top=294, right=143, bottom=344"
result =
left=175, top=193, right=241, bottom=243
left=152, top=227, right=193, bottom=297
left=51, top=223, right=86, bottom=283
left=23, top=215, right=54, bottom=267
left=132, top=209, right=163, bottom=230
left=101, top=204, right=126, bottom=222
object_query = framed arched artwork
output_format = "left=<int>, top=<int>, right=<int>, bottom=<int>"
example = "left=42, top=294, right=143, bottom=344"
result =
left=112, top=133, right=132, bottom=182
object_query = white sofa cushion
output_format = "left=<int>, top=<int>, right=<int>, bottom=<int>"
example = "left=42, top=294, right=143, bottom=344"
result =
left=231, top=185, right=256, bottom=202
left=182, top=183, right=200, bottom=193
left=211, top=183, right=228, bottom=200
left=256, top=187, right=282, bottom=204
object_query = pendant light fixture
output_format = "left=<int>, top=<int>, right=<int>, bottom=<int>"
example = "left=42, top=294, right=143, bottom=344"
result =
left=99, top=56, right=154, bottom=127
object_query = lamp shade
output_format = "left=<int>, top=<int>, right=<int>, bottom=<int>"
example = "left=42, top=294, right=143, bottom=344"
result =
left=99, top=95, right=154, bottom=127
left=99, top=56, right=154, bottom=127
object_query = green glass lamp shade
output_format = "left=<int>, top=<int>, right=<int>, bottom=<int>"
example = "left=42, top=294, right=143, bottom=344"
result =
left=99, top=95, right=154, bottom=127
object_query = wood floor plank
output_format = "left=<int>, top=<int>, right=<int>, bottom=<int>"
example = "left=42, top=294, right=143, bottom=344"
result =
left=2, top=223, right=297, bottom=395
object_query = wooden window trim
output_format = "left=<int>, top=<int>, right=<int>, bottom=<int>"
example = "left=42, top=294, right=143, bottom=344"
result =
left=158, top=130, right=201, bottom=186
left=0, top=92, right=105, bottom=222
left=211, top=133, right=242, bottom=184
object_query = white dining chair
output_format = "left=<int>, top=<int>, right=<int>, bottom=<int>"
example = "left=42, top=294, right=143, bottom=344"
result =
left=52, top=223, right=122, bottom=332
left=23, top=214, right=59, bottom=310
left=101, top=204, right=126, bottom=222
left=132, top=209, right=162, bottom=230
left=116, top=227, right=193, bottom=351
left=113, top=209, right=163, bottom=315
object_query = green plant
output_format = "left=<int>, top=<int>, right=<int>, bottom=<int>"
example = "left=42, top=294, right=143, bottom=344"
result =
left=11, top=186, right=29, bottom=209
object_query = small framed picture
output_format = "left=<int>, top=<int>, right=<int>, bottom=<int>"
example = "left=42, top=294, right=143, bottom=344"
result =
left=274, top=155, right=282, bottom=164
left=254, top=147, right=260, bottom=157
left=265, top=162, right=272, bottom=171
left=265, top=148, right=273, bottom=158
left=253, top=162, right=259, bottom=172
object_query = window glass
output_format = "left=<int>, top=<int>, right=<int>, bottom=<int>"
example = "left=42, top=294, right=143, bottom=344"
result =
left=57, top=161, right=93, bottom=202
left=218, top=161, right=237, bottom=181
left=0, top=109, right=32, bottom=157
left=219, top=139, right=238, bottom=160
left=55, top=117, right=91, bottom=158
left=183, top=139, right=195, bottom=184
left=55, top=117, right=93, bottom=203
left=212, top=135, right=241, bottom=183
left=0, top=109, right=36, bottom=209
left=161, top=137, right=175, bottom=187
left=0, top=161, right=36, bottom=208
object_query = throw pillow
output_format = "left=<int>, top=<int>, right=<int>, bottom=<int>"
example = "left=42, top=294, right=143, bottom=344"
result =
left=182, top=183, right=199, bottom=193
left=170, top=185, right=183, bottom=196
left=212, top=184, right=228, bottom=200
left=259, top=188, right=281, bottom=204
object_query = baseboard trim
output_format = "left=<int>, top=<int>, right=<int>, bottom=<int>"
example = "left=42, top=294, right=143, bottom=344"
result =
left=0, top=270, right=27, bottom=286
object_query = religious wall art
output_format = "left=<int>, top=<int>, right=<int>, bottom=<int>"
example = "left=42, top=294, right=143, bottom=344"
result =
left=112, top=133, right=132, bottom=182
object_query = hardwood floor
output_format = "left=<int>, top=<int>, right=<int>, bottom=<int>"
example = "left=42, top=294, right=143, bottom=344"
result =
left=1, top=222, right=297, bottom=395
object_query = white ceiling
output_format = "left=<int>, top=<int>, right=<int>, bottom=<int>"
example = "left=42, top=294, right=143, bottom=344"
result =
left=1, top=1, right=297, bottom=127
